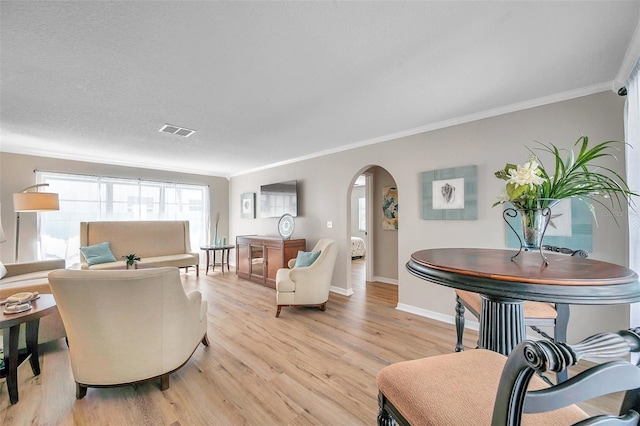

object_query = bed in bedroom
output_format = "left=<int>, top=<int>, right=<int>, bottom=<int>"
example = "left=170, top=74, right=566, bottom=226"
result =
left=351, top=237, right=366, bottom=259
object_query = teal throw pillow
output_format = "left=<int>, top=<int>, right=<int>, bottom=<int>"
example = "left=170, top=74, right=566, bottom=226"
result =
left=294, top=250, right=321, bottom=268
left=80, top=242, right=117, bottom=266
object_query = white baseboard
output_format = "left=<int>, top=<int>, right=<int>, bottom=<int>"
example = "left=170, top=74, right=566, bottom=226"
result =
left=396, top=303, right=479, bottom=331
left=395, top=303, right=546, bottom=341
left=330, top=286, right=354, bottom=296
left=373, top=276, right=398, bottom=285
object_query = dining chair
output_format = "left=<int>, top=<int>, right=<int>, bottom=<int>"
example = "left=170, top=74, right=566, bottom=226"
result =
left=377, top=328, right=640, bottom=425
left=454, top=245, right=588, bottom=383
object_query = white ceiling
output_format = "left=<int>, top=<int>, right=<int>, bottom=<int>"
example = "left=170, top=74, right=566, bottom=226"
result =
left=1, top=1, right=639, bottom=177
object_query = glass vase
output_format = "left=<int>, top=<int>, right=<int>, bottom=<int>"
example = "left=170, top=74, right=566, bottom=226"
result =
left=518, top=208, right=548, bottom=250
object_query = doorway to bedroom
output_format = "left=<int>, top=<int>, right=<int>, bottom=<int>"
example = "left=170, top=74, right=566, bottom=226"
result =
left=348, top=166, right=398, bottom=295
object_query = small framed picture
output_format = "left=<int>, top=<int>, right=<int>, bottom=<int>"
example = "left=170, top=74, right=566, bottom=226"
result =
left=241, top=192, right=256, bottom=219
left=421, top=165, right=478, bottom=220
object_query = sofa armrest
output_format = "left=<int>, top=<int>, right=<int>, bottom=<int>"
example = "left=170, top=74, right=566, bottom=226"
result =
left=4, top=259, right=66, bottom=277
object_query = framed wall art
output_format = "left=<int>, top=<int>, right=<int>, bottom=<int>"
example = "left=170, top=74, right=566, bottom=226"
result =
left=421, top=165, right=478, bottom=220
left=241, top=192, right=256, bottom=219
left=382, top=186, right=398, bottom=230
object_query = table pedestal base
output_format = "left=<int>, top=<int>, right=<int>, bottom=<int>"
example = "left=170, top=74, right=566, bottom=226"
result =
left=479, top=296, right=525, bottom=355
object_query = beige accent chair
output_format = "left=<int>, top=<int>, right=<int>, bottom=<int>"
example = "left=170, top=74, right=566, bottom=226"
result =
left=48, top=267, right=209, bottom=399
left=275, top=238, right=338, bottom=317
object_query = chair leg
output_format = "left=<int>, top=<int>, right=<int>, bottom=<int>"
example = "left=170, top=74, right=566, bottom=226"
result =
left=160, top=373, right=170, bottom=391
left=455, top=297, right=466, bottom=352
left=377, top=392, right=395, bottom=426
left=196, top=265, right=200, bottom=277
left=201, top=333, right=210, bottom=347
left=276, top=305, right=282, bottom=317
left=76, top=383, right=87, bottom=399
left=319, top=302, right=326, bottom=311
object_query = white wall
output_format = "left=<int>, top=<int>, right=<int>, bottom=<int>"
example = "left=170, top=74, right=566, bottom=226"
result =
left=230, top=91, right=630, bottom=342
left=0, top=153, right=229, bottom=263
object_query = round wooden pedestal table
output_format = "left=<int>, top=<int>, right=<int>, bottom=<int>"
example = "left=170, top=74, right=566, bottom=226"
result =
left=407, top=248, right=640, bottom=355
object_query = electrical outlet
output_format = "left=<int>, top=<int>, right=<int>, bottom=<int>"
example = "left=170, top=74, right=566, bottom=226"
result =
left=326, top=221, right=332, bottom=228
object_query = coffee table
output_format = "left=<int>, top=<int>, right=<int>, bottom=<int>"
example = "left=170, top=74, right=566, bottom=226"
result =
left=0, top=294, right=57, bottom=404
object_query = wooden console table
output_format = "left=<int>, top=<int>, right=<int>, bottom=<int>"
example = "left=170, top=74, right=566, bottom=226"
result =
left=407, top=248, right=640, bottom=355
left=236, top=236, right=305, bottom=288
left=1, top=294, right=58, bottom=404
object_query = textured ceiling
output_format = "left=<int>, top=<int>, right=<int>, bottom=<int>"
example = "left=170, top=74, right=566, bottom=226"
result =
left=1, top=1, right=639, bottom=177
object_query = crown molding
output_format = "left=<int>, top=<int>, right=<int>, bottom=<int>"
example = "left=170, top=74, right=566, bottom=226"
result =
left=232, top=82, right=611, bottom=177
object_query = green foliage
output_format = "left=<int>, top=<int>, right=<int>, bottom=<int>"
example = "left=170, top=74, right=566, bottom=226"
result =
left=123, top=254, right=141, bottom=265
left=494, top=136, right=638, bottom=222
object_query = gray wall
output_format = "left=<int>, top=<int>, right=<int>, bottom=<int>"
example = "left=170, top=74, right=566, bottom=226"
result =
left=230, top=91, right=630, bottom=342
left=0, top=153, right=229, bottom=262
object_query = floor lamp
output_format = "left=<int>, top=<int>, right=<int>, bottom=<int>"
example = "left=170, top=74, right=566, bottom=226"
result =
left=13, top=184, right=60, bottom=262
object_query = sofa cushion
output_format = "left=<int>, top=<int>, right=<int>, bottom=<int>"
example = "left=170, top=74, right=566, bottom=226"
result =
left=0, top=261, right=6, bottom=279
left=87, top=253, right=199, bottom=270
left=0, top=270, right=51, bottom=284
left=294, top=250, right=321, bottom=268
left=80, top=241, right=117, bottom=266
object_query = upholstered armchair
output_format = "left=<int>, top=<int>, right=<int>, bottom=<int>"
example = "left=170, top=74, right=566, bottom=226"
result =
left=275, top=238, right=338, bottom=317
left=48, top=267, right=209, bottom=399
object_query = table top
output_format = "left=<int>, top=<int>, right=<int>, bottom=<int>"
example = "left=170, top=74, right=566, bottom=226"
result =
left=407, top=248, right=640, bottom=305
left=200, top=245, right=235, bottom=250
left=0, top=294, right=58, bottom=329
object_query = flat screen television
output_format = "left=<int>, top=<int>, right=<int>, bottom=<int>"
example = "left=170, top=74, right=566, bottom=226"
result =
left=260, top=180, right=297, bottom=218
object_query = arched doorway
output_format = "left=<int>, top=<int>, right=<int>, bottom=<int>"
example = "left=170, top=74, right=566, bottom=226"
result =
left=346, top=165, right=399, bottom=296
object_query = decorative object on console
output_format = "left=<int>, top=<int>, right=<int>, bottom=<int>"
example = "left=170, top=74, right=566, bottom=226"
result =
left=494, top=136, right=638, bottom=265
left=240, top=192, right=256, bottom=219
left=421, top=165, right=478, bottom=220
left=13, top=183, right=60, bottom=262
left=278, top=213, right=295, bottom=240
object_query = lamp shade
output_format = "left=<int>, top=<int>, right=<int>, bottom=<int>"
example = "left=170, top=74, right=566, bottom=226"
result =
left=13, top=192, right=60, bottom=212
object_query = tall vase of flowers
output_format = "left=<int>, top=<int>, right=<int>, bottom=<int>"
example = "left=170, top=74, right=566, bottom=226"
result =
left=494, top=136, right=637, bottom=265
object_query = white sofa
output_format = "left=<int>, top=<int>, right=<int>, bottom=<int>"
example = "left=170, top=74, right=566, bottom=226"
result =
left=80, top=221, right=199, bottom=275
left=0, top=259, right=67, bottom=346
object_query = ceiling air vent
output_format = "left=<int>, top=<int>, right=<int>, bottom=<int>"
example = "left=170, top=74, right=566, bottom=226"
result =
left=159, top=124, right=195, bottom=137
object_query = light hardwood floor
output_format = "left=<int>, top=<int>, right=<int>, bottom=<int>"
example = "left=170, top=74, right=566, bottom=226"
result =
left=0, top=259, right=622, bottom=425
